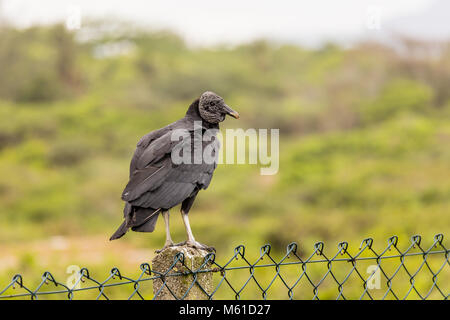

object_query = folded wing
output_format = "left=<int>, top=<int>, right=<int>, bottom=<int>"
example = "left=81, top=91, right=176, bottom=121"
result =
left=121, top=128, right=218, bottom=210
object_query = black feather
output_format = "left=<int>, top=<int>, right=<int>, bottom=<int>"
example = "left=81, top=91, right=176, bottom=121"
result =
left=110, top=97, right=222, bottom=240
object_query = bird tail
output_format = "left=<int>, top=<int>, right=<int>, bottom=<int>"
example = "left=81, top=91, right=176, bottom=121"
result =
left=110, top=220, right=128, bottom=240
left=131, top=211, right=159, bottom=233
left=109, top=206, right=161, bottom=240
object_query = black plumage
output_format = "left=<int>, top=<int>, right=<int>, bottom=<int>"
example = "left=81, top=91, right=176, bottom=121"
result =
left=110, top=91, right=239, bottom=251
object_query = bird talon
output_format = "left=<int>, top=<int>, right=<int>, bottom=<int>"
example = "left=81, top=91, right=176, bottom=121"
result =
left=156, top=241, right=215, bottom=253
left=155, top=241, right=175, bottom=253
left=185, top=240, right=215, bottom=252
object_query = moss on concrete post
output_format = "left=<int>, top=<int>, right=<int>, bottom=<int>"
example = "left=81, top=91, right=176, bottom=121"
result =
left=151, top=246, right=213, bottom=300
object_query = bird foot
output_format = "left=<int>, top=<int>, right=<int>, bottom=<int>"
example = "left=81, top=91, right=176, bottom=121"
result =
left=155, top=240, right=175, bottom=253
left=174, top=240, right=216, bottom=252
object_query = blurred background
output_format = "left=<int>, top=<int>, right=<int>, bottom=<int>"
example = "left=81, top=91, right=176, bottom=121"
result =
left=0, top=0, right=449, bottom=299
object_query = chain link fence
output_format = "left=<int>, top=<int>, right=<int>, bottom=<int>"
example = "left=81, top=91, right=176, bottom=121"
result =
left=0, top=234, right=448, bottom=300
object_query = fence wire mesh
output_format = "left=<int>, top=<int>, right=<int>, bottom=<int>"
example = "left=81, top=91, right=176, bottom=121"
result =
left=0, top=234, right=448, bottom=300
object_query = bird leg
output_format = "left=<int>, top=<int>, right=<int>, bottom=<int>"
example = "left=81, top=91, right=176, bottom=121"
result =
left=155, top=210, right=174, bottom=253
left=175, top=210, right=215, bottom=252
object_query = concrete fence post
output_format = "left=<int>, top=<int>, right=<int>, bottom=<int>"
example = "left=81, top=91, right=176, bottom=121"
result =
left=151, top=246, right=214, bottom=300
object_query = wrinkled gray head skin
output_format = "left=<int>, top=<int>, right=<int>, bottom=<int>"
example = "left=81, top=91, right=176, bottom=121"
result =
left=198, top=91, right=239, bottom=124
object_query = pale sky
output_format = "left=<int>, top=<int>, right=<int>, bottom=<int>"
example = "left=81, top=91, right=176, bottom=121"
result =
left=1, top=0, right=448, bottom=46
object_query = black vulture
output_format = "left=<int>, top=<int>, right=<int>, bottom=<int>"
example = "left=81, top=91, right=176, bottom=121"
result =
left=110, top=91, right=239, bottom=251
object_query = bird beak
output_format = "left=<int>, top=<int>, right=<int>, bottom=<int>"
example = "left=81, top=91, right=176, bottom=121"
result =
left=224, top=104, right=240, bottom=119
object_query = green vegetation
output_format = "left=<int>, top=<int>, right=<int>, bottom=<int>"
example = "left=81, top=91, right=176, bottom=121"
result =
left=0, top=21, right=449, bottom=299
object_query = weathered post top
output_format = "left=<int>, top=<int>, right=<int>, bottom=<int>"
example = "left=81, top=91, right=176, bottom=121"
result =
left=151, top=245, right=214, bottom=300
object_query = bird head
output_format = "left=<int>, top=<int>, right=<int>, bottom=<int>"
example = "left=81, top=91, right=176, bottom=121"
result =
left=198, top=91, right=239, bottom=124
